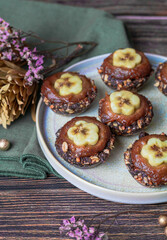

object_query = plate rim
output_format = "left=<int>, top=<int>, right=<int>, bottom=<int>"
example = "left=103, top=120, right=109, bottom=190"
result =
left=36, top=52, right=167, bottom=204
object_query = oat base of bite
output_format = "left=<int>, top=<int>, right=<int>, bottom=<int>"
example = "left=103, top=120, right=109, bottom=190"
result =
left=155, top=63, right=167, bottom=96
left=124, top=144, right=157, bottom=187
left=98, top=69, right=150, bottom=91
left=41, top=72, right=97, bottom=115
left=41, top=90, right=96, bottom=115
left=124, top=132, right=167, bottom=187
left=55, top=129, right=115, bottom=168
left=108, top=104, right=153, bottom=136
left=99, top=96, right=153, bottom=136
left=98, top=48, right=152, bottom=91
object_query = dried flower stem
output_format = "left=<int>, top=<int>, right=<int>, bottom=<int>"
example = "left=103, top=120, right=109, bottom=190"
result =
left=42, top=44, right=84, bottom=75
left=20, top=30, right=97, bottom=73
left=87, top=210, right=160, bottom=235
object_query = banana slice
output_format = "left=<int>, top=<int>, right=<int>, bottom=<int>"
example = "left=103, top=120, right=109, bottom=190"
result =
left=110, top=90, right=140, bottom=116
left=67, top=120, right=99, bottom=146
left=113, top=48, right=142, bottom=68
left=54, top=73, right=82, bottom=96
left=141, top=138, right=167, bottom=166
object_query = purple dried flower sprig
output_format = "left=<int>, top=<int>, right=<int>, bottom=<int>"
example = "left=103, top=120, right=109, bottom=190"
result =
left=0, top=17, right=44, bottom=86
left=0, top=18, right=97, bottom=86
left=59, top=216, right=108, bottom=240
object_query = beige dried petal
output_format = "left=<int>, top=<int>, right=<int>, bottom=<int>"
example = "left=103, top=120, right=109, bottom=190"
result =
left=13, top=77, right=23, bottom=86
left=22, top=94, right=29, bottom=106
left=8, top=70, right=24, bottom=80
left=11, top=103, right=17, bottom=116
left=0, top=59, right=38, bottom=128
left=1, top=112, right=7, bottom=128
left=5, top=96, right=10, bottom=106
left=16, top=94, right=24, bottom=105
left=0, top=72, right=8, bottom=79
left=20, top=86, right=25, bottom=97
left=3, top=84, right=10, bottom=92
left=0, top=67, right=11, bottom=73
left=0, top=79, right=7, bottom=83
left=3, top=60, right=26, bottom=74
left=0, top=61, right=4, bottom=67
left=12, top=84, right=20, bottom=94
left=0, top=86, right=9, bottom=95
left=6, top=74, right=13, bottom=82
left=8, top=91, right=15, bottom=103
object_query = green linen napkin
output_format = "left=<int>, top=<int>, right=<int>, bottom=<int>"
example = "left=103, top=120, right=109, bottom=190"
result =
left=0, top=0, right=130, bottom=179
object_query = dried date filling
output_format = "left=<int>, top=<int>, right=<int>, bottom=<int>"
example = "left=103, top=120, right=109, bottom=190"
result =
left=113, top=48, right=142, bottom=68
left=110, top=90, right=141, bottom=116
left=141, top=138, right=167, bottom=167
left=54, top=73, right=83, bottom=96
left=67, top=121, right=99, bottom=146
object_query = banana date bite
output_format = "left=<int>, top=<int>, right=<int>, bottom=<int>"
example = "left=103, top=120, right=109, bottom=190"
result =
left=41, top=72, right=97, bottom=115
left=155, top=61, right=167, bottom=96
left=99, top=90, right=153, bottom=136
left=98, top=48, right=152, bottom=91
left=124, top=132, right=167, bottom=187
left=55, top=116, right=115, bottom=168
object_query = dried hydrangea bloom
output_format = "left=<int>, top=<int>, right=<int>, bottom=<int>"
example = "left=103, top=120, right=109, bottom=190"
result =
left=0, top=18, right=44, bottom=127
left=0, top=17, right=44, bottom=86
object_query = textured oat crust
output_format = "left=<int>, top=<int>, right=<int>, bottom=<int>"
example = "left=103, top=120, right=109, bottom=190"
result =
left=98, top=68, right=151, bottom=91
left=155, top=62, right=167, bottom=96
left=124, top=144, right=157, bottom=187
left=124, top=132, right=167, bottom=187
left=99, top=98, right=153, bottom=136
left=41, top=86, right=97, bottom=115
left=55, top=129, right=115, bottom=168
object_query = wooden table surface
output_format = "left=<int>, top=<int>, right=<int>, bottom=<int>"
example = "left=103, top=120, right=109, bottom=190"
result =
left=1, top=1, right=167, bottom=239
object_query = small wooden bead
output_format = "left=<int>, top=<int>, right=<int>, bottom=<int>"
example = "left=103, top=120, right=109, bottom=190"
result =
left=0, top=139, right=10, bottom=151
left=158, top=215, right=167, bottom=227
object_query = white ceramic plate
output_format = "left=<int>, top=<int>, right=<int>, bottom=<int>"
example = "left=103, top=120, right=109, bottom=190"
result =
left=36, top=53, right=167, bottom=204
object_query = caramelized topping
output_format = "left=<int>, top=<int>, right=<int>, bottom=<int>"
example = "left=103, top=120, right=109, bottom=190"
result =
left=41, top=72, right=96, bottom=103
left=131, top=134, right=167, bottom=185
left=99, top=92, right=149, bottom=126
left=56, top=116, right=111, bottom=158
left=101, top=50, right=151, bottom=80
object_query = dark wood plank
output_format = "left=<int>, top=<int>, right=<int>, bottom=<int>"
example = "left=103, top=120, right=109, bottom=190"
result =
left=28, top=0, right=167, bottom=16
left=0, top=176, right=167, bottom=239
left=122, top=19, right=167, bottom=55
